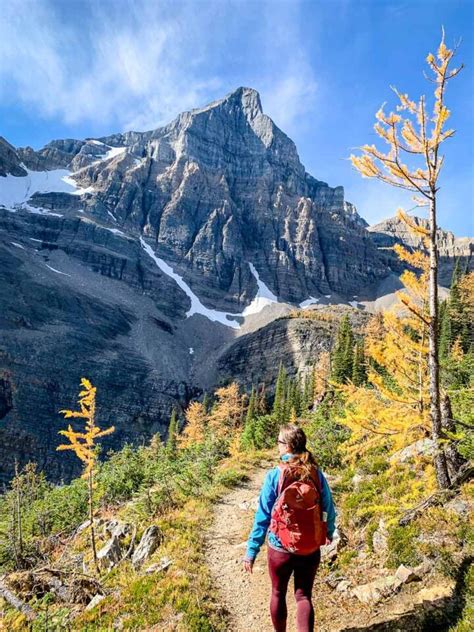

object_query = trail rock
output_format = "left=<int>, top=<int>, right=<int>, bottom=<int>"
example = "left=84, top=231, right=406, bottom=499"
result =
left=336, top=579, right=352, bottom=593
left=145, top=556, right=173, bottom=574
left=238, top=497, right=259, bottom=511
left=86, top=593, right=105, bottom=611
left=395, top=564, right=422, bottom=584
left=97, top=535, right=122, bottom=569
left=446, top=497, right=471, bottom=517
left=132, top=525, right=162, bottom=568
left=390, top=439, right=435, bottom=464
left=351, top=575, right=402, bottom=604
left=103, top=520, right=132, bottom=539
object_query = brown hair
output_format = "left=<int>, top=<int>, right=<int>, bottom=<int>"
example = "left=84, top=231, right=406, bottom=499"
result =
left=279, top=424, right=318, bottom=481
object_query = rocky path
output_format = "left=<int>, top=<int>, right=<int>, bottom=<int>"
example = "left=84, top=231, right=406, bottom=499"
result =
left=205, top=465, right=277, bottom=632
left=205, top=464, right=460, bottom=632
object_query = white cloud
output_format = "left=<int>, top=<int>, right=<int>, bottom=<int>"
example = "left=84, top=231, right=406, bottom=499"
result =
left=0, top=0, right=317, bottom=136
left=0, top=0, right=224, bottom=131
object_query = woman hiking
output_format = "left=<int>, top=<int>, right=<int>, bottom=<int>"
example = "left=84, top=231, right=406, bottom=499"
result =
left=243, top=424, right=336, bottom=632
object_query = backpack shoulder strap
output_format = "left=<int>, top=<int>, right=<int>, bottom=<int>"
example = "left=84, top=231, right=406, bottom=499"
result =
left=277, top=463, right=290, bottom=496
left=310, top=466, right=323, bottom=496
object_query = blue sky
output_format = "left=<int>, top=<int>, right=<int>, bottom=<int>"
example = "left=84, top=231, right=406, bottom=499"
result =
left=1, top=0, right=472, bottom=236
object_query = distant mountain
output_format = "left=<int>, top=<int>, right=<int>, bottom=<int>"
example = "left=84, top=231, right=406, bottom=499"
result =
left=369, top=216, right=473, bottom=286
left=0, top=87, right=472, bottom=482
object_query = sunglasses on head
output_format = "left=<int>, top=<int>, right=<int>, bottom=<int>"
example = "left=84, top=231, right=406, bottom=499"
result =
left=277, top=439, right=286, bottom=445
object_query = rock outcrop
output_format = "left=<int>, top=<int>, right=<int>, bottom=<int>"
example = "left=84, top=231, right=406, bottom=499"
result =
left=369, top=216, right=473, bottom=286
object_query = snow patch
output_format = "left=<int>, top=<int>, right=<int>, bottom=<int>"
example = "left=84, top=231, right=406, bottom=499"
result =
left=62, top=176, right=96, bottom=196
left=189, top=347, right=194, bottom=355
left=299, top=296, right=319, bottom=309
left=106, top=228, right=125, bottom=236
left=348, top=301, right=359, bottom=308
left=242, top=263, right=278, bottom=316
left=45, top=264, right=71, bottom=277
left=11, top=242, right=25, bottom=250
left=324, top=294, right=332, bottom=298
left=0, top=168, right=95, bottom=210
left=140, top=238, right=240, bottom=329
left=104, top=146, right=126, bottom=161
left=108, top=211, right=117, bottom=222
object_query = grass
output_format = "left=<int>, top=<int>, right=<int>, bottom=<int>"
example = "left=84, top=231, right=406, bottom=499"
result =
left=0, top=448, right=271, bottom=631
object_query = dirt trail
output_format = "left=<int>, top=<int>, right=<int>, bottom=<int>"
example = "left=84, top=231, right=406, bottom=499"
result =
left=205, top=465, right=278, bottom=632
left=205, top=464, right=459, bottom=632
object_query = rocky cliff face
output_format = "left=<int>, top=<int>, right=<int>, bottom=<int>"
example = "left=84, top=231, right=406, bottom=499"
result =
left=369, top=217, right=473, bottom=286
left=0, top=87, right=471, bottom=482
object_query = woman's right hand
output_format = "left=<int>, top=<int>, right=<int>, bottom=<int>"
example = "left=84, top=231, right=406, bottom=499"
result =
left=243, top=558, right=254, bottom=574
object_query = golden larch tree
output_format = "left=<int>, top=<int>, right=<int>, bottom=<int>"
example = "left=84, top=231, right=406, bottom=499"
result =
left=179, top=400, right=207, bottom=448
left=57, top=378, right=114, bottom=573
left=350, top=32, right=463, bottom=488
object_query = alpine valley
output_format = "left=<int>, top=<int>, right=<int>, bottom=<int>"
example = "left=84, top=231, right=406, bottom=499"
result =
left=0, top=87, right=472, bottom=482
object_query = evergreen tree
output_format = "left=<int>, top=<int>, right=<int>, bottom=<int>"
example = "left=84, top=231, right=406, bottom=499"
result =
left=257, top=383, right=268, bottom=415
left=331, top=315, right=354, bottom=384
left=293, top=378, right=302, bottom=416
left=240, top=416, right=256, bottom=451
left=273, top=363, right=287, bottom=422
left=246, top=386, right=256, bottom=425
left=202, top=392, right=210, bottom=414
left=439, top=299, right=451, bottom=361
left=302, top=373, right=313, bottom=411
left=166, top=408, right=179, bottom=456
left=352, top=340, right=367, bottom=386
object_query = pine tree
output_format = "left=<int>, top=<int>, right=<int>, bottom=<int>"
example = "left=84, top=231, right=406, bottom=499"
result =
left=257, top=383, right=268, bottom=415
left=246, top=386, right=257, bottom=426
left=273, top=363, right=287, bottom=422
left=352, top=340, right=367, bottom=386
left=331, top=315, right=354, bottom=384
left=166, top=408, right=179, bottom=456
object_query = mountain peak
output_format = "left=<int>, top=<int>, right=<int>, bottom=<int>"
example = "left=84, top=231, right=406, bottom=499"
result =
left=190, top=86, right=263, bottom=121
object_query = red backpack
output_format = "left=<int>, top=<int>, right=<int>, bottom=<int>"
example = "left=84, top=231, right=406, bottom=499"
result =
left=270, top=464, right=327, bottom=555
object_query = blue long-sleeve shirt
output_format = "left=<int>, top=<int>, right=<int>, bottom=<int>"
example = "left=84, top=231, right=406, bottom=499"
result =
left=245, top=454, right=336, bottom=561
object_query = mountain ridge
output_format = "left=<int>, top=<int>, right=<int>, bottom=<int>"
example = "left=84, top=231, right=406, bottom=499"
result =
left=0, top=87, right=472, bottom=482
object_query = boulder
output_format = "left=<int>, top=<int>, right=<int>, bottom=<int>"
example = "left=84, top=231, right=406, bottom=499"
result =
left=145, top=556, right=173, bottom=574
left=86, top=593, right=105, bottom=611
left=97, top=536, right=122, bottom=570
left=336, top=580, right=352, bottom=593
left=395, top=564, right=422, bottom=584
left=351, top=576, right=402, bottom=604
left=390, top=439, right=435, bottom=464
left=103, top=520, right=132, bottom=539
left=132, top=525, right=162, bottom=568
left=446, top=497, right=471, bottom=517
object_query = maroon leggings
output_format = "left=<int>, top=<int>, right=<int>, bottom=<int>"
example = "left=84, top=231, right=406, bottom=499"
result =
left=267, top=546, right=320, bottom=632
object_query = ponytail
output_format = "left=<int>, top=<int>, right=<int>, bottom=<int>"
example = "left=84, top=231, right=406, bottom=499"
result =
left=279, top=424, right=318, bottom=481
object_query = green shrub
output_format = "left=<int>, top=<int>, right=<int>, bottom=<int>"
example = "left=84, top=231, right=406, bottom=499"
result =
left=305, top=399, right=349, bottom=470
left=386, top=524, right=422, bottom=568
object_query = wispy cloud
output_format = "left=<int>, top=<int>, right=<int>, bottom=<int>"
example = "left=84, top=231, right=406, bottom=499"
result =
left=0, top=0, right=317, bottom=135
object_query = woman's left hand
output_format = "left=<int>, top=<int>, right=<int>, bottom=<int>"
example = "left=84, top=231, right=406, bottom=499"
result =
left=243, top=558, right=254, bottom=574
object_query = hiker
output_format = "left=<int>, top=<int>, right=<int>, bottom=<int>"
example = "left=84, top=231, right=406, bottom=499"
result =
left=243, top=424, right=336, bottom=632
